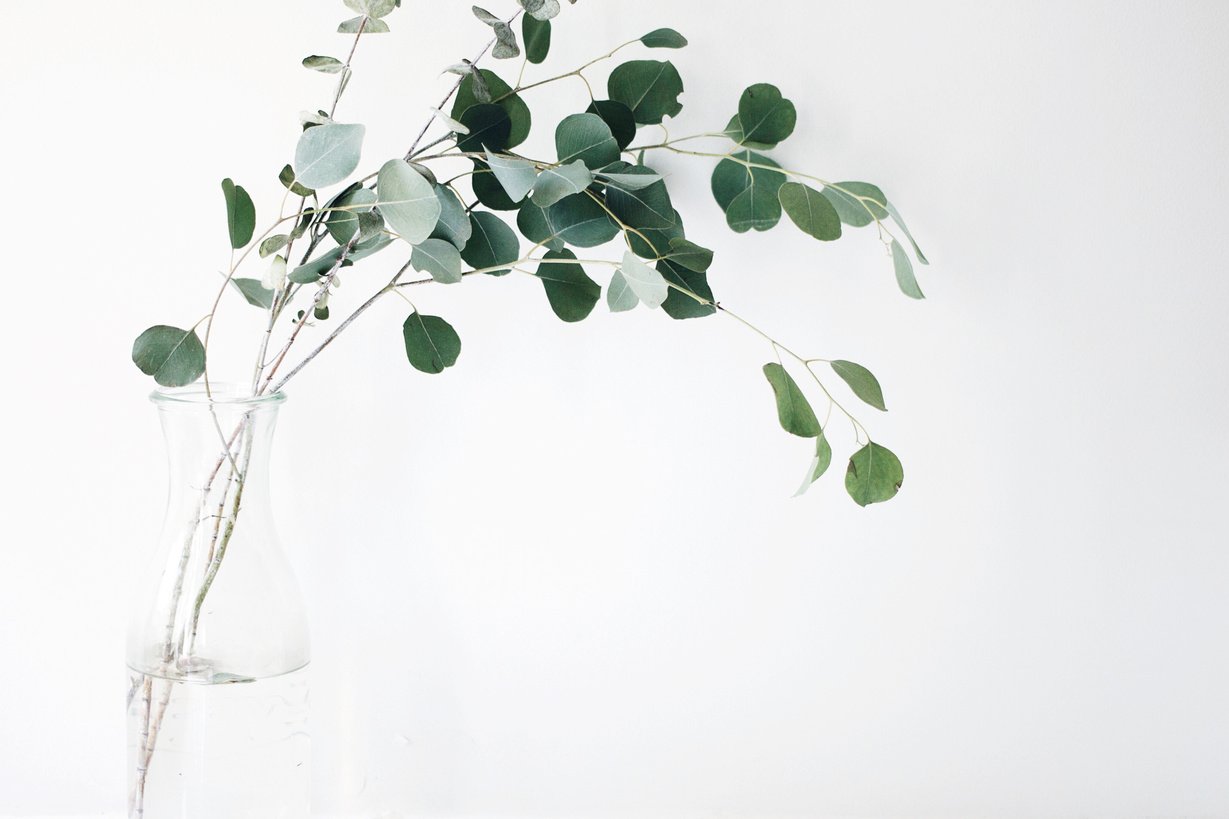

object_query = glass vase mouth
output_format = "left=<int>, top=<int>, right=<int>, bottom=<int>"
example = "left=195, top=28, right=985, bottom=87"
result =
left=150, top=383, right=287, bottom=408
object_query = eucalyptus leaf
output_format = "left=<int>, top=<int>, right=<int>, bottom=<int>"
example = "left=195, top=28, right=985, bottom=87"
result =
left=659, top=259, right=715, bottom=320
left=597, top=168, right=663, bottom=190
left=472, top=6, right=520, bottom=59
left=821, top=182, right=889, bottom=228
left=794, top=433, right=833, bottom=497
left=402, top=312, right=461, bottom=374
left=377, top=159, right=441, bottom=245
left=453, top=69, right=531, bottom=148
left=485, top=150, right=538, bottom=202
left=325, top=187, right=377, bottom=244
left=461, top=211, right=520, bottom=275
left=471, top=160, right=520, bottom=210
left=663, top=238, right=713, bottom=272
left=344, top=0, right=396, bottom=18
left=294, top=123, right=366, bottom=189
left=457, top=103, right=512, bottom=152
left=737, top=83, right=797, bottom=147
left=845, top=442, right=904, bottom=507
left=606, top=271, right=638, bottom=313
left=411, top=238, right=464, bottom=284
left=259, top=234, right=290, bottom=259
left=618, top=250, right=668, bottom=308
left=221, top=178, right=256, bottom=249
left=289, top=234, right=392, bottom=283
left=530, top=160, right=593, bottom=207
left=607, top=165, right=677, bottom=231
left=779, top=182, right=841, bottom=241
left=338, top=15, right=390, bottom=33
left=640, top=28, right=688, bottom=49
left=763, top=362, right=821, bottom=438
left=831, top=360, right=887, bottom=411
left=303, top=55, right=344, bottom=74
left=231, top=278, right=276, bottom=310
left=537, top=249, right=600, bottom=322
left=608, top=60, right=684, bottom=125
left=726, top=184, right=782, bottom=233
left=887, top=201, right=929, bottom=265
left=430, top=185, right=473, bottom=250
left=711, top=150, right=785, bottom=224
left=132, top=326, right=207, bottom=388
left=555, top=113, right=620, bottom=169
left=523, top=14, right=551, bottom=64
left=516, top=202, right=564, bottom=252
left=522, top=193, right=619, bottom=248
left=586, top=100, right=637, bottom=150
left=892, top=239, right=925, bottom=300
left=517, top=0, right=560, bottom=21
left=279, top=164, right=313, bottom=197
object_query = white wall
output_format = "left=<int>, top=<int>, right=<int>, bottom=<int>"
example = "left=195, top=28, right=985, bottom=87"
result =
left=2, top=1, right=1228, bottom=816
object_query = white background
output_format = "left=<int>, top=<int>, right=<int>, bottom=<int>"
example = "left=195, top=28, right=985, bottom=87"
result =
left=2, top=1, right=1228, bottom=817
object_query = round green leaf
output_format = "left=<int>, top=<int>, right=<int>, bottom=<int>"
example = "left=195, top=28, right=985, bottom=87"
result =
left=555, top=113, right=620, bottom=169
left=294, top=123, right=366, bottom=190
left=711, top=150, right=785, bottom=212
left=377, top=159, right=442, bottom=246
left=411, top=238, right=464, bottom=284
left=457, top=103, right=512, bottom=153
left=659, top=259, right=716, bottom=320
left=132, top=326, right=206, bottom=388
left=530, top=160, right=593, bottom=208
left=779, top=182, right=841, bottom=241
left=737, top=83, right=797, bottom=147
left=831, top=360, right=887, bottom=411
left=845, top=443, right=904, bottom=507
left=461, top=211, right=520, bottom=275
left=537, top=193, right=620, bottom=248
left=606, top=165, right=678, bottom=231
left=586, top=100, right=637, bottom=150
left=725, top=185, right=782, bottom=233
left=607, top=60, right=684, bottom=125
left=537, top=249, right=600, bottom=322
left=402, top=312, right=461, bottom=374
left=452, top=69, right=531, bottom=148
left=516, top=202, right=565, bottom=252
left=763, top=362, right=821, bottom=438
left=326, top=187, right=377, bottom=244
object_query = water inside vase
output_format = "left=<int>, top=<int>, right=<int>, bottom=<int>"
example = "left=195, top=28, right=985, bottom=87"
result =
left=126, top=665, right=310, bottom=819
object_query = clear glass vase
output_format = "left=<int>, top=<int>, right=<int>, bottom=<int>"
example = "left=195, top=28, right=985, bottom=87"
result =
left=127, top=386, right=310, bottom=819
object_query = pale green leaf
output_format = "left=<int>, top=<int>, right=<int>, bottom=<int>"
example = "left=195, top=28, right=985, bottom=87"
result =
left=377, top=159, right=442, bottom=245
left=763, top=362, right=821, bottom=438
left=845, top=442, right=904, bottom=507
left=530, top=160, right=593, bottom=207
left=294, top=123, right=366, bottom=189
left=831, top=360, right=887, bottom=411
left=411, top=238, right=464, bottom=284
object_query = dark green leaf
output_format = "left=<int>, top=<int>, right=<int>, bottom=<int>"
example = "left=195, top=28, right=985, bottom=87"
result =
left=231, top=278, right=275, bottom=310
left=461, top=211, right=520, bottom=275
left=523, top=15, right=551, bottom=64
left=726, top=184, right=782, bottom=233
left=132, top=325, right=206, bottom=388
left=403, top=312, right=461, bottom=374
left=737, top=83, right=796, bottom=147
left=821, top=182, right=889, bottom=228
left=453, top=69, right=531, bottom=148
left=606, top=165, right=678, bottom=231
left=516, top=202, right=565, bottom=252
left=640, top=28, right=688, bottom=48
left=221, top=178, right=256, bottom=250
left=521, top=193, right=619, bottom=248
left=659, top=258, right=715, bottom=320
left=763, top=362, right=821, bottom=438
left=607, top=60, right=684, bottom=125
left=711, top=150, right=785, bottom=211
left=831, top=360, right=887, bottom=411
left=662, top=237, right=713, bottom=272
left=537, top=249, right=600, bottom=322
left=586, top=100, right=637, bottom=150
left=555, top=113, right=620, bottom=169
left=457, top=103, right=512, bottom=153
left=779, top=182, right=841, bottom=241
left=845, top=442, right=904, bottom=507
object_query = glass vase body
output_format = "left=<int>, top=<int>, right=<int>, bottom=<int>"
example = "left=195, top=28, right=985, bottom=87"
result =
left=126, top=386, right=309, bottom=819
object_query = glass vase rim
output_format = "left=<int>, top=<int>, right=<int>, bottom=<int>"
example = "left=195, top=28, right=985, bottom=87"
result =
left=150, top=383, right=287, bottom=408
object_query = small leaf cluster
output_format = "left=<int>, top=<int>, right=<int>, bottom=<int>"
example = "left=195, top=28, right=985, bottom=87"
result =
left=131, top=0, right=928, bottom=508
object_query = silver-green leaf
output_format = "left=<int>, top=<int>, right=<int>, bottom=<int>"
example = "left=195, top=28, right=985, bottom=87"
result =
left=294, top=123, right=366, bottom=190
left=377, top=159, right=442, bottom=245
left=411, top=238, right=464, bottom=284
